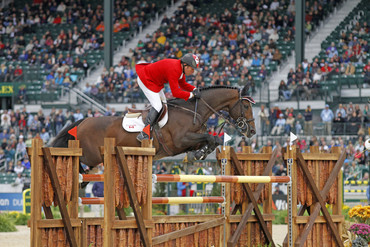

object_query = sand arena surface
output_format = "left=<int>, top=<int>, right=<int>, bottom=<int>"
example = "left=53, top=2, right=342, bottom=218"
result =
left=0, top=224, right=288, bottom=246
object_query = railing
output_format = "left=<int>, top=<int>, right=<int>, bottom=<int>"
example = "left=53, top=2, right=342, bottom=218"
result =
left=69, top=88, right=107, bottom=113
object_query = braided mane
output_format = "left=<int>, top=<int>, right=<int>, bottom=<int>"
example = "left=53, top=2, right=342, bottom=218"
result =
left=167, top=86, right=240, bottom=108
left=199, top=85, right=240, bottom=92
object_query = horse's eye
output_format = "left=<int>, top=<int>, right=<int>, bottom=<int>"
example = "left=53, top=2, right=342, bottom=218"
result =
left=244, top=104, right=249, bottom=109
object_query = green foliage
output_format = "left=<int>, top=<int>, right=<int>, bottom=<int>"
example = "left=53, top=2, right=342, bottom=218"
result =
left=210, top=183, right=221, bottom=196
left=153, top=183, right=167, bottom=214
left=272, top=210, right=287, bottom=225
left=0, top=214, right=17, bottom=232
left=84, top=205, right=91, bottom=212
left=14, top=213, right=30, bottom=225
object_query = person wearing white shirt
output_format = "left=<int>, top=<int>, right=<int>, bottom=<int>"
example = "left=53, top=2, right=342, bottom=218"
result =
left=271, top=114, right=286, bottom=135
left=320, top=104, right=334, bottom=135
left=73, top=109, right=84, bottom=121
left=40, top=128, right=50, bottom=144
left=270, top=0, right=279, bottom=10
left=14, top=162, right=24, bottom=175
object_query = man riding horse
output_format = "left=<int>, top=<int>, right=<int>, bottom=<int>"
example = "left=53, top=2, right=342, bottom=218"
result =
left=135, top=53, right=201, bottom=142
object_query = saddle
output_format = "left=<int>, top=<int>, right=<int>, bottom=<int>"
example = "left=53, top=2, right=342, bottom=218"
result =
left=122, top=104, right=168, bottom=132
left=127, top=104, right=168, bottom=122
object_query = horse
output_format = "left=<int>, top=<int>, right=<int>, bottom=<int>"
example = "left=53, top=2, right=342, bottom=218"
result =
left=51, top=85, right=256, bottom=169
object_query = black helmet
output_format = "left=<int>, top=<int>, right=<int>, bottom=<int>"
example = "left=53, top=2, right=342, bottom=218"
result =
left=180, top=53, right=199, bottom=69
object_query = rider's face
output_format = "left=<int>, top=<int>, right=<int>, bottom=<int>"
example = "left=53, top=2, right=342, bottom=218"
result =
left=184, top=65, right=195, bottom=76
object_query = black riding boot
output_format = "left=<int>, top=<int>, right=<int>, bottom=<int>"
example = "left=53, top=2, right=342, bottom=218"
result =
left=136, top=108, right=160, bottom=142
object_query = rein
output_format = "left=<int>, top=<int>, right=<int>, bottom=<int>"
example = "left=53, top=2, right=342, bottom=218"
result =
left=166, top=102, right=202, bottom=121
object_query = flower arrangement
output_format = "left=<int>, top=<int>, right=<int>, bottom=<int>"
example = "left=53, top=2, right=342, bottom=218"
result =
left=348, top=205, right=370, bottom=224
left=349, top=223, right=370, bottom=243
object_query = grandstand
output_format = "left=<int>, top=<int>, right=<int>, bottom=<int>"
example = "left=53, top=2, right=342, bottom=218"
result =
left=0, top=0, right=369, bottom=205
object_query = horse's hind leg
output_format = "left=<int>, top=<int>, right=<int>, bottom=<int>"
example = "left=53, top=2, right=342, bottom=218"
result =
left=79, top=140, right=104, bottom=168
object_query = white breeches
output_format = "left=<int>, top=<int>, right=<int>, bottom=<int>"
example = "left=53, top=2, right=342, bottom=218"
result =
left=137, top=76, right=166, bottom=112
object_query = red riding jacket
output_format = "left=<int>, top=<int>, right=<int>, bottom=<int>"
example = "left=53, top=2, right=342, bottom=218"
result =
left=136, top=59, right=195, bottom=100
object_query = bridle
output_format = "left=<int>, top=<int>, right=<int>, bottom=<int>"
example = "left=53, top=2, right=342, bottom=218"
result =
left=199, top=94, right=255, bottom=136
left=229, top=95, right=255, bottom=134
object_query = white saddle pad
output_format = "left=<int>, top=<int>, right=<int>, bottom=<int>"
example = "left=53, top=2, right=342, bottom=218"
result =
left=122, top=111, right=168, bottom=132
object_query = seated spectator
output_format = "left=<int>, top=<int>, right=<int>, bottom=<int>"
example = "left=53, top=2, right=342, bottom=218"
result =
left=0, top=63, right=7, bottom=81
left=22, top=158, right=31, bottom=170
left=284, top=113, right=295, bottom=134
left=273, top=185, right=284, bottom=195
left=272, top=48, right=282, bottom=65
left=333, top=112, right=346, bottom=134
left=14, top=65, right=23, bottom=77
left=271, top=113, right=286, bottom=135
left=347, top=161, right=360, bottom=180
left=251, top=55, right=261, bottom=67
left=274, top=163, right=287, bottom=176
left=5, top=65, right=14, bottom=82
left=326, top=42, right=338, bottom=58
left=40, top=128, right=50, bottom=144
left=259, top=64, right=267, bottom=80
left=14, top=160, right=24, bottom=175
left=6, top=160, right=15, bottom=173
left=344, top=62, right=355, bottom=75
left=278, top=80, right=291, bottom=101
left=347, top=111, right=361, bottom=135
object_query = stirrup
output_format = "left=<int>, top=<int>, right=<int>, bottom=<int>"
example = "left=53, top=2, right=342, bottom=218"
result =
left=136, top=131, right=149, bottom=142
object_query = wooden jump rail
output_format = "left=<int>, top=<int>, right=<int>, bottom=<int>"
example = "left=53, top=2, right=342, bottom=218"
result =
left=153, top=174, right=290, bottom=183
left=80, top=196, right=225, bottom=205
left=80, top=173, right=290, bottom=183
left=28, top=138, right=345, bottom=247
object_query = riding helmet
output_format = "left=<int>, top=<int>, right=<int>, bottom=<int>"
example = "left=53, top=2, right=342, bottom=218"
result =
left=180, top=53, right=199, bottom=69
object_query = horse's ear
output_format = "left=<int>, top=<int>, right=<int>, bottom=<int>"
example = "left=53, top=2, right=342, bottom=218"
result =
left=241, top=84, right=250, bottom=96
left=242, top=96, right=255, bottom=104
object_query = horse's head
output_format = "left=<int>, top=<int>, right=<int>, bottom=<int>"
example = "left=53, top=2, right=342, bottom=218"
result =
left=228, top=85, right=256, bottom=138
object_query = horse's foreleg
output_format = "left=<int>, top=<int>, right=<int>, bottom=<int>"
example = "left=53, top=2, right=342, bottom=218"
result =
left=181, top=133, right=222, bottom=161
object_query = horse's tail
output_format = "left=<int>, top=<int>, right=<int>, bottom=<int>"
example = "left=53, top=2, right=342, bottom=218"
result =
left=50, top=119, right=84, bottom=147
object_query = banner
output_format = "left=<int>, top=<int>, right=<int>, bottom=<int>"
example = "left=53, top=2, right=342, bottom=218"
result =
left=0, top=83, right=26, bottom=97
left=0, top=193, right=23, bottom=211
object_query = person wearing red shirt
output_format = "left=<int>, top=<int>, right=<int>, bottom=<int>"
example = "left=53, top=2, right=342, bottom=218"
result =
left=135, top=53, right=200, bottom=142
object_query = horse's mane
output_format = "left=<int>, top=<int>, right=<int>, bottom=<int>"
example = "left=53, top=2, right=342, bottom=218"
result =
left=167, top=86, right=240, bottom=108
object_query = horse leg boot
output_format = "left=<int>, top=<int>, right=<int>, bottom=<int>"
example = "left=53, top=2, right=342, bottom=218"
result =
left=136, top=108, right=160, bottom=142
left=193, top=136, right=223, bottom=160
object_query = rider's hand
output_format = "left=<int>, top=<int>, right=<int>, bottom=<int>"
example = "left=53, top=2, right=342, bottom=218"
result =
left=193, top=88, right=201, bottom=99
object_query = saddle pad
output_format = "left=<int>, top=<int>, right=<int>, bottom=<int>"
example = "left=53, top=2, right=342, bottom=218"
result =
left=122, top=111, right=168, bottom=132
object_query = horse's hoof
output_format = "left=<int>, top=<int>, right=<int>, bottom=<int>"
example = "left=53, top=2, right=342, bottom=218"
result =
left=186, top=152, right=196, bottom=162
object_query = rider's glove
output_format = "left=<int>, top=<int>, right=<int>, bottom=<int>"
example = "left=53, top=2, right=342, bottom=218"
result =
left=192, top=88, right=201, bottom=99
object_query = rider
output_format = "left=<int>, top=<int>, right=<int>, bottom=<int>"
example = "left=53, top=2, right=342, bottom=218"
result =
left=135, top=53, right=201, bottom=142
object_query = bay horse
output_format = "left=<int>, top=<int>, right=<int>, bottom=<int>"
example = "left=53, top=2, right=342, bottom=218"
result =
left=51, top=85, right=256, bottom=169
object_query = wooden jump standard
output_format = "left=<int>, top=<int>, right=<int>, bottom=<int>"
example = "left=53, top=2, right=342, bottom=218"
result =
left=28, top=138, right=345, bottom=247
